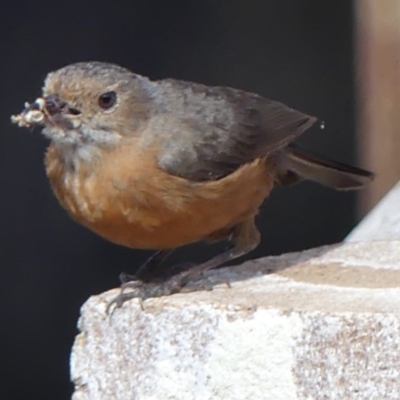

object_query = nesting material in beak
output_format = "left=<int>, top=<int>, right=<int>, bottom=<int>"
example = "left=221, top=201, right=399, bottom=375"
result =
left=11, top=98, right=47, bottom=128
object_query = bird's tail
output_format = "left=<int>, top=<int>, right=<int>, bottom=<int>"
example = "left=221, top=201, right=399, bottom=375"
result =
left=275, top=144, right=374, bottom=190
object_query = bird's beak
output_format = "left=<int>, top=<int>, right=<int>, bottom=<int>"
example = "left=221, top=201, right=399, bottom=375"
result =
left=44, top=94, right=81, bottom=117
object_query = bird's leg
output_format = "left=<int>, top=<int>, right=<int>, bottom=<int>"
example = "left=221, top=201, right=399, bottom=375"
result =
left=180, top=217, right=260, bottom=284
left=107, top=218, right=260, bottom=312
left=119, top=249, right=175, bottom=284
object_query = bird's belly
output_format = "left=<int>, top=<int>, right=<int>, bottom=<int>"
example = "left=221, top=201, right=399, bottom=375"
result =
left=47, top=146, right=273, bottom=249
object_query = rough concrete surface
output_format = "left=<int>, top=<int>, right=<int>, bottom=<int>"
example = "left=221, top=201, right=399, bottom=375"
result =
left=347, top=180, right=400, bottom=242
left=71, top=241, right=400, bottom=400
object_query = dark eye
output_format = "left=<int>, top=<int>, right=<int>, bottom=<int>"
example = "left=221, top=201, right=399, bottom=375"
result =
left=98, top=91, right=117, bottom=110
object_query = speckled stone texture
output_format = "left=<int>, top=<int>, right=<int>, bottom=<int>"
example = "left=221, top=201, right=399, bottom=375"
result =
left=71, top=241, right=400, bottom=400
left=347, top=180, right=400, bottom=242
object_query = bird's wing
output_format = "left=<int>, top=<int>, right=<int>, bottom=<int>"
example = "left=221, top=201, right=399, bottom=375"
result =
left=155, top=79, right=317, bottom=181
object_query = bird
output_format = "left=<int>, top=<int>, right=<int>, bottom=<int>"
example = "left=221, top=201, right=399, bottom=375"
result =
left=11, top=61, right=374, bottom=307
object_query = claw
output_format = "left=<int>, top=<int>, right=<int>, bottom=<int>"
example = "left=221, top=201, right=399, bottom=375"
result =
left=106, top=290, right=143, bottom=314
left=106, top=274, right=189, bottom=314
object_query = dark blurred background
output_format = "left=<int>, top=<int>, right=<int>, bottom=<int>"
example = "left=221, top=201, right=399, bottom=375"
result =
left=1, top=1, right=366, bottom=399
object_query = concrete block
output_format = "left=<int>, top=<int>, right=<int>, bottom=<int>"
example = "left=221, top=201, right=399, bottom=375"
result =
left=71, top=241, right=400, bottom=400
left=347, top=180, right=400, bottom=242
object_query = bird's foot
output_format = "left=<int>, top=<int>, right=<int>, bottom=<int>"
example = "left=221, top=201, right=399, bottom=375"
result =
left=118, top=262, right=196, bottom=284
left=107, top=272, right=191, bottom=314
left=107, top=246, right=250, bottom=314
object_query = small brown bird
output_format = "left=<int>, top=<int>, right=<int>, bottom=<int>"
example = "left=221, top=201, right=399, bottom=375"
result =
left=12, top=62, right=374, bottom=306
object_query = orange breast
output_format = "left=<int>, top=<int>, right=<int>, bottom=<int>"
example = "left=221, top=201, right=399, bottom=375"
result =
left=45, top=141, right=274, bottom=249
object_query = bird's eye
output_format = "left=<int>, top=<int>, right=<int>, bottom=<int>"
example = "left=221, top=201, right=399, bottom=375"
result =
left=98, top=91, right=117, bottom=110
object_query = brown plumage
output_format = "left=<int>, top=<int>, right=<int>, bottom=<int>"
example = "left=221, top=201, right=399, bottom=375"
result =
left=12, top=62, right=374, bottom=305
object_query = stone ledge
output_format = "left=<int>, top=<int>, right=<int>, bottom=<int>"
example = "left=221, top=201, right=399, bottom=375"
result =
left=71, top=241, right=400, bottom=400
left=347, top=180, right=400, bottom=242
